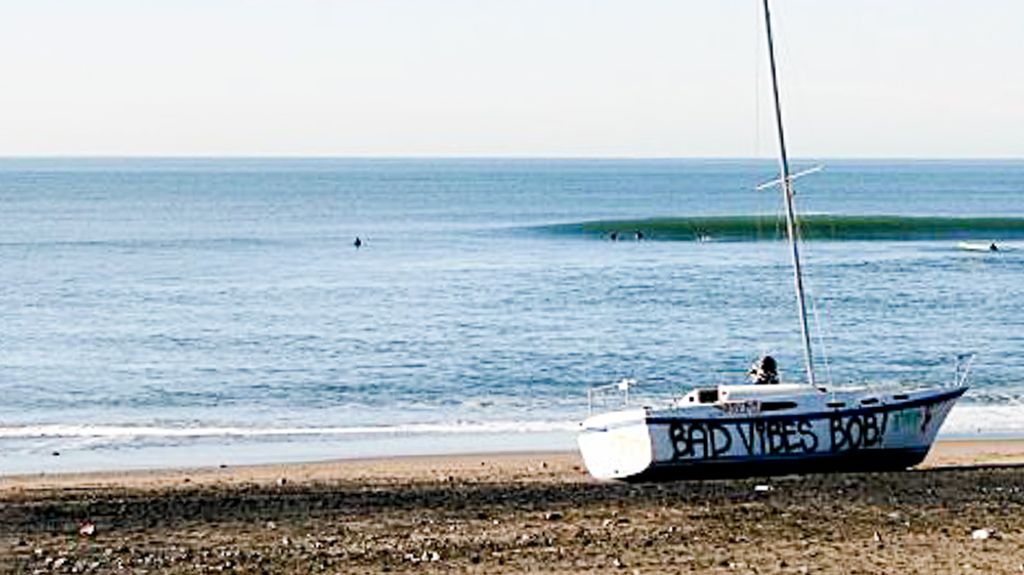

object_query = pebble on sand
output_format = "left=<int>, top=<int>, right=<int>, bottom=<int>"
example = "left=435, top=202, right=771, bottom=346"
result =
left=971, top=528, right=999, bottom=540
left=79, top=521, right=96, bottom=537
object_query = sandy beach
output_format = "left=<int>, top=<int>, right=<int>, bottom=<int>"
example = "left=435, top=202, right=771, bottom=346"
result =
left=3, top=439, right=1024, bottom=574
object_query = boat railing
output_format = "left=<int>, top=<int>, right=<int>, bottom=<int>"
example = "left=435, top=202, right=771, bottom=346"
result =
left=587, top=378, right=637, bottom=415
left=954, top=353, right=977, bottom=388
left=586, top=373, right=804, bottom=414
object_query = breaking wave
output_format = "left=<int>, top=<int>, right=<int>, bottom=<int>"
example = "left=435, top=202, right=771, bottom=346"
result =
left=541, top=215, right=1024, bottom=242
left=0, top=420, right=578, bottom=440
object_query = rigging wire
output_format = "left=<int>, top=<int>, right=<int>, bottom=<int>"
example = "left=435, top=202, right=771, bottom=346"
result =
left=753, top=0, right=763, bottom=158
left=790, top=173, right=840, bottom=389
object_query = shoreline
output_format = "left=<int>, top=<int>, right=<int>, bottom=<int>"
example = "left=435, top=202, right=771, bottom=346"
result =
left=4, top=438, right=1024, bottom=493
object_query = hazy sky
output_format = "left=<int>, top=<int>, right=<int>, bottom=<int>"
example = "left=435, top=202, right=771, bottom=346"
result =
left=1, top=0, right=1021, bottom=157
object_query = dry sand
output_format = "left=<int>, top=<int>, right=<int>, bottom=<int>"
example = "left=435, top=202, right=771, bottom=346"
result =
left=2, top=439, right=1024, bottom=573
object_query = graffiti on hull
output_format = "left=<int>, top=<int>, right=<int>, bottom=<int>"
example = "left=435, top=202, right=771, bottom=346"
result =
left=668, top=411, right=892, bottom=461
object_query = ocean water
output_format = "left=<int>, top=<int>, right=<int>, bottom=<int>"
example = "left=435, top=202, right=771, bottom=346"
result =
left=2, top=158, right=1024, bottom=474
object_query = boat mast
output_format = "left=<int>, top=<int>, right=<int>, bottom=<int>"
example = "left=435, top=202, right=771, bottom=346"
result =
left=761, top=0, right=816, bottom=386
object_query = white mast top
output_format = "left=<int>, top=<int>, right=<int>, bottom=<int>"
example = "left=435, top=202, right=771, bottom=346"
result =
left=760, top=0, right=817, bottom=387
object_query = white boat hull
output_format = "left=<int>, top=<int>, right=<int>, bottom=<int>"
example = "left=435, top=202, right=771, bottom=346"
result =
left=579, top=386, right=965, bottom=481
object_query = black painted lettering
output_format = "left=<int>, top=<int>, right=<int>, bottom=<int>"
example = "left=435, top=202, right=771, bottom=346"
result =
left=736, top=422, right=756, bottom=456
left=669, top=423, right=689, bottom=459
left=798, top=420, right=819, bottom=453
left=782, top=420, right=797, bottom=453
left=830, top=416, right=846, bottom=452
left=766, top=421, right=778, bottom=454
left=710, top=423, right=732, bottom=458
left=846, top=417, right=863, bottom=450
left=670, top=422, right=736, bottom=460
left=862, top=413, right=880, bottom=447
left=694, top=424, right=713, bottom=458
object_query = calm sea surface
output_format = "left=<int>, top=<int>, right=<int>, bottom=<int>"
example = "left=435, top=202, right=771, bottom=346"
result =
left=2, top=158, right=1023, bottom=473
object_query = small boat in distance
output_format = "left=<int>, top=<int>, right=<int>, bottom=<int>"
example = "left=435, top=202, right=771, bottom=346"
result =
left=577, top=0, right=968, bottom=482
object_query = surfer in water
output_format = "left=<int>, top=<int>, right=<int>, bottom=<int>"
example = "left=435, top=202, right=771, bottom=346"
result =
left=354, top=237, right=363, bottom=249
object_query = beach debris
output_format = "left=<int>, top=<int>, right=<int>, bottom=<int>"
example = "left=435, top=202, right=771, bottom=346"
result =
left=612, top=556, right=625, bottom=568
left=404, top=551, right=441, bottom=563
left=544, top=511, right=563, bottom=521
left=754, top=484, right=773, bottom=492
left=265, top=521, right=277, bottom=530
left=971, top=528, right=1001, bottom=540
left=602, top=517, right=630, bottom=528
left=79, top=520, right=96, bottom=537
left=52, top=557, right=67, bottom=570
left=276, top=477, right=288, bottom=486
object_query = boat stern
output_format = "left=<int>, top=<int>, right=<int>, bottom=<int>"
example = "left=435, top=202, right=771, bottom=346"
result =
left=577, top=408, right=653, bottom=480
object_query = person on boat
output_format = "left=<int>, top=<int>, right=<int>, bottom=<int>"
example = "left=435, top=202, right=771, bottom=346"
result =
left=748, top=355, right=779, bottom=385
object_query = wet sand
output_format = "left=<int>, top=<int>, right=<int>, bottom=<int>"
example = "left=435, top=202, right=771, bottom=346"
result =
left=2, top=439, right=1024, bottom=574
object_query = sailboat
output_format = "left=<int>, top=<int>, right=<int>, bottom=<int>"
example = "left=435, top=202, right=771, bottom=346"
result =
left=577, top=0, right=968, bottom=481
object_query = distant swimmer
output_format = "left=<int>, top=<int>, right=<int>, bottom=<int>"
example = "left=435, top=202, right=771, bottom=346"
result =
left=609, top=231, right=619, bottom=241
left=354, top=237, right=363, bottom=249
left=635, top=230, right=644, bottom=241
left=990, top=242, right=999, bottom=252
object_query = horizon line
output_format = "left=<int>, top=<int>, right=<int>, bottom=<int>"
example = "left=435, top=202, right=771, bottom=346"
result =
left=0, top=155, right=1022, bottom=162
